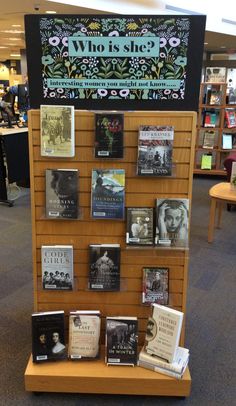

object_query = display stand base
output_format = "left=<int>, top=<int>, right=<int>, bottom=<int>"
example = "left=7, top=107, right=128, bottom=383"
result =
left=25, top=355, right=191, bottom=397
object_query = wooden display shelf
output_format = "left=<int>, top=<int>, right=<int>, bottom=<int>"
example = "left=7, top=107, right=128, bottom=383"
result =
left=194, top=168, right=226, bottom=176
left=25, top=354, right=191, bottom=397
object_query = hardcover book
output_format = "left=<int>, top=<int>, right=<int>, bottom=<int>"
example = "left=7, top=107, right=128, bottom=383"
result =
left=88, top=244, right=120, bottom=291
left=205, top=67, right=226, bottom=83
left=138, top=359, right=187, bottom=379
left=222, top=133, right=233, bottom=150
left=202, top=130, right=215, bottom=149
left=91, top=169, right=125, bottom=219
left=126, top=207, right=154, bottom=246
left=142, top=267, right=169, bottom=305
left=45, top=169, right=78, bottom=219
left=68, top=310, right=101, bottom=359
left=225, top=110, right=236, bottom=129
left=105, top=316, right=138, bottom=366
left=204, top=111, right=217, bottom=128
left=41, top=245, right=73, bottom=290
left=32, top=310, right=66, bottom=363
left=95, top=113, right=124, bottom=158
left=155, top=198, right=189, bottom=248
left=144, top=304, right=184, bottom=363
left=40, top=105, right=75, bottom=157
left=137, top=125, right=174, bottom=176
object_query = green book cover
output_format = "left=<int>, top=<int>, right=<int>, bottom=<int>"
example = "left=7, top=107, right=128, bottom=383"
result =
left=201, top=154, right=212, bottom=170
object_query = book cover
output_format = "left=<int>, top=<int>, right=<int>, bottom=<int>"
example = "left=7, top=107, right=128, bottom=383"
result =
left=202, top=130, right=215, bottom=149
left=209, top=91, right=221, bottom=105
left=45, top=169, right=78, bottom=219
left=142, top=267, right=169, bottom=305
left=68, top=311, right=101, bottom=359
left=91, top=169, right=125, bottom=219
left=201, top=154, right=212, bottom=170
left=32, top=310, right=66, bottom=363
left=205, top=67, right=226, bottom=83
left=41, top=245, right=73, bottom=290
left=144, top=304, right=184, bottom=363
left=155, top=198, right=189, bottom=248
left=88, top=244, right=120, bottom=291
left=138, top=360, right=185, bottom=379
left=105, top=316, right=138, bottom=366
left=126, top=207, right=154, bottom=246
left=95, top=113, right=124, bottom=158
left=225, top=110, right=236, bottom=129
left=139, top=345, right=189, bottom=374
left=40, top=105, right=75, bottom=157
left=137, top=125, right=174, bottom=176
left=204, top=111, right=217, bottom=128
left=222, top=133, right=233, bottom=150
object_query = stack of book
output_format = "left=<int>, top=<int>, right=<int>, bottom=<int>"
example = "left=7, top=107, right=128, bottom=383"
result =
left=138, top=304, right=189, bottom=379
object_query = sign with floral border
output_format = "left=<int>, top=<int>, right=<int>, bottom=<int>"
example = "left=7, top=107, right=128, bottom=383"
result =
left=25, top=14, right=206, bottom=111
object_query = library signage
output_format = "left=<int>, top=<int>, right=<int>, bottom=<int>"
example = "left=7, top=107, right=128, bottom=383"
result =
left=25, top=14, right=206, bottom=111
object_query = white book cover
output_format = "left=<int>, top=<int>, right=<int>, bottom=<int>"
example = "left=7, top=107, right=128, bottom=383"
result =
left=144, top=304, right=184, bottom=363
left=40, top=105, right=75, bottom=157
left=41, top=245, right=73, bottom=290
left=138, top=360, right=186, bottom=379
left=139, top=346, right=189, bottom=374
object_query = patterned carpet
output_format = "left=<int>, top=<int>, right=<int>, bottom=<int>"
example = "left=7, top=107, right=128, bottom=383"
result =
left=0, top=177, right=235, bottom=405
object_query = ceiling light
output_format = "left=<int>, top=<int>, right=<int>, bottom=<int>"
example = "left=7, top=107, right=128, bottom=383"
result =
left=46, top=10, right=57, bottom=14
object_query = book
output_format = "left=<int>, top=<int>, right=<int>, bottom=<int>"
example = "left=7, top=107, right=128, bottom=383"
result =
left=45, top=169, right=78, bottom=219
left=41, top=245, right=73, bottom=290
left=88, top=244, right=120, bottom=291
left=137, top=125, right=174, bottom=176
left=222, top=133, right=233, bottom=150
left=126, top=207, right=154, bottom=246
left=32, top=310, right=66, bottom=363
left=95, top=113, right=124, bottom=158
left=205, top=67, right=226, bottom=83
left=225, top=110, right=236, bottom=128
left=155, top=198, right=189, bottom=248
left=138, top=360, right=186, bottom=379
left=139, top=345, right=189, bottom=375
left=202, top=130, right=215, bottom=149
left=105, top=316, right=138, bottom=366
left=144, top=304, right=184, bottom=363
left=40, top=105, right=74, bottom=157
left=228, top=88, right=236, bottom=104
left=91, top=169, right=125, bottom=219
left=230, top=161, right=236, bottom=189
left=209, top=91, right=221, bottom=105
left=201, top=153, right=212, bottom=170
left=142, top=267, right=169, bottom=305
left=68, top=311, right=101, bottom=359
left=204, top=111, right=217, bottom=128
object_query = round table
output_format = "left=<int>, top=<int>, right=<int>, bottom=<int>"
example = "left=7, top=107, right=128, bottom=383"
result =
left=208, top=182, right=236, bottom=242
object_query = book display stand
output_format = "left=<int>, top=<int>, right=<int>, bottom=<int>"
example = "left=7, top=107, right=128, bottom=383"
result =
left=24, top=109, right=196, bottom=397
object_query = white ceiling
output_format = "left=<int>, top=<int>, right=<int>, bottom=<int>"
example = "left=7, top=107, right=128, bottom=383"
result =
left=0, top=0, right=235, bottom=62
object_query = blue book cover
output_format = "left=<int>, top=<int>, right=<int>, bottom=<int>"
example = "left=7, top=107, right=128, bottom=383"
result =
left=91, top=169, right=125, bottom=219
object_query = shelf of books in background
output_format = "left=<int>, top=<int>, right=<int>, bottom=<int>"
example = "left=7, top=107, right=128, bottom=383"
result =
left=94, top=113, right=124, bottom=159
left=105, top=316, right=138, bottom=366
left=138, top=304, right=189, bottom=379
left=40, top=105, right=75, bottom=157
left=88, top=244, right=120, bottom=291
left=155, top=198, right=189, bottom=249
left=41, top=245, right=73, bottom=291
left=136, top=125, right=174, bottom=177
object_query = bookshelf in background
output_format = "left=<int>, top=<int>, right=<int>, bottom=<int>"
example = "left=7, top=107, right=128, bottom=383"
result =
left=194, top=82, right=236, bottom=176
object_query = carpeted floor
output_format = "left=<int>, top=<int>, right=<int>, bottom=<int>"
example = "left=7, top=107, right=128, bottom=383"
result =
left=0, top=177, right=235, bottom=405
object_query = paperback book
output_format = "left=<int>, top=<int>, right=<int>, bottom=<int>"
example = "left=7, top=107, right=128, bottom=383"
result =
left=105, top=316, right=138, bottom=366
left=201, top=154, right=212, bottom=170
left=144, top=304, right=184, bottom=363
left=91, top=169, right=125, bottom=219
left=203, top=111, right=217, bottom=128
left=45, top=169, right=78, bottom=219
left=41, top=245, right=73, bottom=290
left=126, top=207, right=154, bottom=246
left=155, top=198, right=189, bottom=248
left=222, top=133, right=233, bottom=150
left=142, top=267, right=169, bottom=305
left=202, top=130, right=215, bottom=149
left=88, top=244, right=120, bottom=291
left=40, top=105, right=75, bottom=157
left=68, top=311, right=101, bottom=359
left=95, top=113, right=124, bottom=158
left=32, top=310, right=66, bottom=363
left=225, top=110, right=236, bottom=128
left=137, top=125, right=174, bottom=176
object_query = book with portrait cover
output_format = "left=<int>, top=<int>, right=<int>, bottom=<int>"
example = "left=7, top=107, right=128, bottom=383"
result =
left=144, top=304, right=184, bottom=363
left=137, top=125, right=174, bottom=176
left=41, top=245, right=73, bottom=290
left=32, top=310, right=66, bottom=363
left=155, top=198, right=189, bottom=248
left=126, top=207, right=154, bottom=245
left=68, top=310, right=101, bottom=360
left=95, top=113, right=124, bottom=158
left=88, top=244, right=120, bottom=291
left=105, top=316, right=138, bottom=366
left=142, top=267, right=169, bottom=305
left=91, top=169, right=125, bottom=219
left=45, top=169, right=78, bottom=219
left=40, top=105, right=75, bottom=157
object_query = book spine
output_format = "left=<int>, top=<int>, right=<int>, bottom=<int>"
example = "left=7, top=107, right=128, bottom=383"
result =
left=138, top=360, right=183, bottom=379
left=139, top=353, right=186, bottom=374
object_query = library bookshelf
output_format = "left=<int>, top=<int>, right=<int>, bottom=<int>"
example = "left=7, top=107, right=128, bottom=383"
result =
left=24, top=109, right=196, bottom=397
